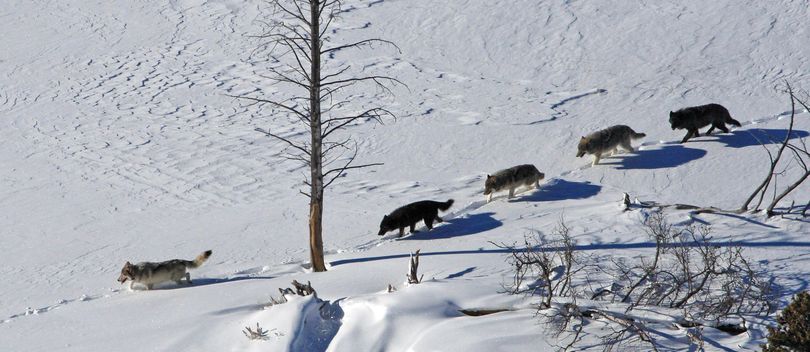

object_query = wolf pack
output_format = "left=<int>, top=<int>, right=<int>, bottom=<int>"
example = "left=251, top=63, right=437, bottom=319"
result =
left=118, top=103, right=742, bottom=290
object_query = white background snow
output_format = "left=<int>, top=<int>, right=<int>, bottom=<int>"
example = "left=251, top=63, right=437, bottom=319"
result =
left=1, top=0, right=808, bottom=350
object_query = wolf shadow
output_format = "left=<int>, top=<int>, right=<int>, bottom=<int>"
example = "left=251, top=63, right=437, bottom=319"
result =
left=514, top=179, right=601, bottom=202
left=402, top=212, right=502, bottom=240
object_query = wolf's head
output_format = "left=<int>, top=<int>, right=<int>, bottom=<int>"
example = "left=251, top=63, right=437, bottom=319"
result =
left=483, top=175, right=496, bottom=195
left=576, top=136, right=590, bottom=157
left=378, top=215, right=393, bottom=236
left=669, top=111, right=682, bottom=130
left=118, top=261, right=134, bottom=283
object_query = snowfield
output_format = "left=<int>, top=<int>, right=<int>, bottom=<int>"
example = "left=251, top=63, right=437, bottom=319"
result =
left=1, top=0, right=809, bottom=351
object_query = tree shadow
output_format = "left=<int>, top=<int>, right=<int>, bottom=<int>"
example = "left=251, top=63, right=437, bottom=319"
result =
left=513, top=179, right=601, bottom=202
left=603, top=145, right=707, bottom=170
left=330, top=241, right=810, bottom=266
left=699, top=211, right=779, bottom=228
left=401, top=212, right=502, bottom=241
left=711, top=129, right=809, bottom=148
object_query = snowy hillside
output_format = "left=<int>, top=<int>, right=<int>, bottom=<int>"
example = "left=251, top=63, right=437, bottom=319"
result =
left=1, top=0, right=809, bottom=351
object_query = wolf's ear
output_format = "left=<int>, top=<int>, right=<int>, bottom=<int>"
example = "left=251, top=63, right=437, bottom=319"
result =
left=125, top=261, right=131, bottom=265
left=581, top=136, right=585, bottom=140
left=383, top=215, right=388, bottom=220
left=486, top=174, right=491, bottom=179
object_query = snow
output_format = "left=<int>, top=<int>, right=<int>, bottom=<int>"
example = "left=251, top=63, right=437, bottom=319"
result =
left=1, top=0, right=809, bottom=351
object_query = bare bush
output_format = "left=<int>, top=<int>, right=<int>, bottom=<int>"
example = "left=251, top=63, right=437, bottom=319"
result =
left=243, top=322, right=273, bottom=341
left=264, top=280, right=318, bottom=308
left=501, top=218, right=582, bottom=309
left=603, top=211, right=776, bottom=325
left=507, top=211, right=777, bottom=351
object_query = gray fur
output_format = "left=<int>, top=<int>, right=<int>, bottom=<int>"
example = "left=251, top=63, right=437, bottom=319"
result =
left=484, top=164, right=545, bottom=202
left=576, top=125, right=646, bottom=166
left=117, top=250, right=212, bottom=290
left=669, top=103, right=741, bottom=143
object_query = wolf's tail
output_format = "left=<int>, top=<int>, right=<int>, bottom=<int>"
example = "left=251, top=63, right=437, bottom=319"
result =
left=438, top=199, right=454, bottom=211
left=726, top=116, right=742, bottom=127
left=631, top=131, right=646, bottom=139
left=187, top=250, right=212, bottom=269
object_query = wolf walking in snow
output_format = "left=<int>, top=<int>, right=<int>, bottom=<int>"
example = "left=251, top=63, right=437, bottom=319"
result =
left=483, top=164, right=545, bottom=202
left=377, top=199, right=454, bottom=237
left=576, top=125, right=646, bottom=166
left=117, top=250, right=212, bottom=290
left=669, top=103, right=741, bottom=143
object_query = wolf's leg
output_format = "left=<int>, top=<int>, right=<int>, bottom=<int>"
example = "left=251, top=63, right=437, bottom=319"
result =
left=681, top=130, right=694, bottom=143
left=693, top=129, right=700, bottom=137
left=398, top=228, right=404, bottom=237
left=508, top=187, right=515, bottom=198
left=185, top=272, right=192, bottom=284
left=147, top=284, right=154, bottom=290
left=717, top=123, right=729, bottom=133
left=486, top=193, right=492, bottom=203
left=592, top=153, right=601, bottom=166
left=424, top=217, right=434, bottom=230
left=410, top=223, right=419, bottom=233
left=706, top=125, right=716, bottom=135
left=435, top=215, right=443, bottom=223
left=129, top=282, right=135, bottom=290
left=621, top=141, right=634, bottom=153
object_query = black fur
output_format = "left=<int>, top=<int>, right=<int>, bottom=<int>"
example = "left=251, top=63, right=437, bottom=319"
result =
left=669, top=103, right=741, bottom=143
left=377, top=199, right=454, bottom=237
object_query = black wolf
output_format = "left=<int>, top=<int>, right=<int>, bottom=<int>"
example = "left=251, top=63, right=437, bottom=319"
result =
left=377, top=199, right=454, bottom=237
left=669, top=103, right=741, bottom=143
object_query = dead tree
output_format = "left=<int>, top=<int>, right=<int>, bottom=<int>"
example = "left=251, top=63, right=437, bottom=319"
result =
left=740, top=83, right=809, bottom=216
left=237, top=0, right=403, bottom=271
left=407, top=249, right=423, bottom=284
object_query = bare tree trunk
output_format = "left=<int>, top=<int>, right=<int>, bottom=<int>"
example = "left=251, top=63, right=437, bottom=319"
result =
left=308, top=0, right=326, bottom=272
left=242, top=0, right=401, bottom=273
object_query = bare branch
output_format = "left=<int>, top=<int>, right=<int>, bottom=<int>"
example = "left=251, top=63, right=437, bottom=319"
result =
left=229, top=94, right=309, bottom=121
left=254, top=127, right=311, bottom=156
left=321, top=39, right=402, bottom=55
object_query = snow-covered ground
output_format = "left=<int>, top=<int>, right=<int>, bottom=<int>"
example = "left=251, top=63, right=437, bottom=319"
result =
left=1, top=0, right=809, bottom=350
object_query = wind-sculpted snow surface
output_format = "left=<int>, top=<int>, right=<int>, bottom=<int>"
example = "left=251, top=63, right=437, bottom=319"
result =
left=1, top=0, right=809, bottom=351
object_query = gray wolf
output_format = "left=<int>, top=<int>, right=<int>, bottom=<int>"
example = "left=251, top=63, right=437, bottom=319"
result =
left=669, top=103, right=741, bottom=143
left=117, top=250, right=212, bottom=290
left=378, top=199, right=454, bottom=237
left=576, top=125, right=646, bottom=166
left=484, top=164, right=545, bottom=202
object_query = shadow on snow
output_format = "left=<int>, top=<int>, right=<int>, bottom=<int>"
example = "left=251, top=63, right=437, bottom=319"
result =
left=513, top=178, right=601, bottom=202
left=330, top=241, right=810, bottom=266
left=401, top=212, right=502, bottom=241
left=710, top=128, right=809, bottom=148
left=602, top=145, right=707, bottom=170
